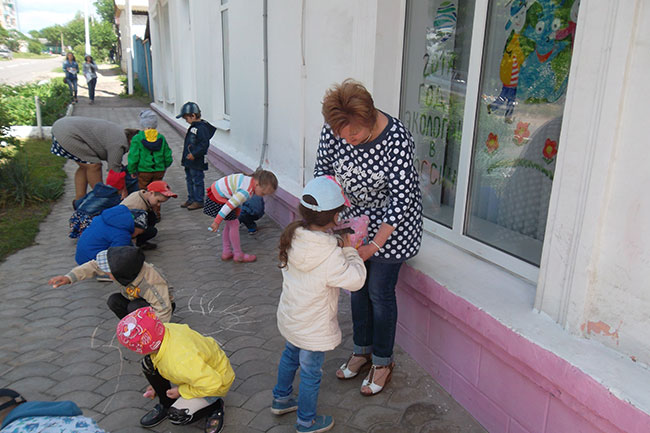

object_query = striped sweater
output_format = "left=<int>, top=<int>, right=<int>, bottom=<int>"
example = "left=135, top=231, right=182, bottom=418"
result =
left=209, top=174, right=255, bottom=224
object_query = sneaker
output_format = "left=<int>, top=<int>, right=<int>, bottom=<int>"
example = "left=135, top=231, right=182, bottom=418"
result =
left=187, top=202, right=204, bottom=211
left=167, top=406, right=194, bottom=425
left=247, top=227, right=258, bottom=235
left=180, top=200, right=192, bottom=208
left=233, top=253, right=256, bottom=263
left=140, top=403, right=168, bottom=428
left=139, top=242, right=157, bottom=251
left=270, top=397, right=298, bottom=415
left=204, top=399, right=225, bottom=433
left=296, top=415, right=334, bottom=433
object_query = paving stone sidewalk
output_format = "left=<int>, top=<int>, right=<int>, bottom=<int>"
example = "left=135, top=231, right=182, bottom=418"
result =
left=0, top=73, right=486, bottom=433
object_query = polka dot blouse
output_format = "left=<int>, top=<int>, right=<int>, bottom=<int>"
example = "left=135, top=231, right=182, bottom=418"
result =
left=314, top=112, right=423, bottom=262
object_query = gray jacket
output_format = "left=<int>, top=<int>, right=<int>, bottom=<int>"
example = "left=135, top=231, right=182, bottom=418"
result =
left=51, top=117, right=129, bottom=171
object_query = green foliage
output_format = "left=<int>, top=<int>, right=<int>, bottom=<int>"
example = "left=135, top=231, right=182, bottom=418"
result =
left=0, top=138, right=66, bottom=261
left=39, top=25, right=65, bottom=46
left=5, top=38, right=19, bottom=51
left=27, top=39, right=44, bottom=55
left=0, top=25, right=9, bottom=44
left=94, top=0, right=116, bottom=23
left=43, top=18, right=116, bottom=61
left=0, top=81, right=70, bottom=126
left=0, top=138, right=65, bottom=206
left=28, top=30, right=40, bottom=39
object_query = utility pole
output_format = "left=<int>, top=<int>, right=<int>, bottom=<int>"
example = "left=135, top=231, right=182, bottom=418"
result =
left=60, top=31, right=64, bottom=54
left=84, top=0, right=91, bottom=55
left=126, top=0, right=133, bottom=94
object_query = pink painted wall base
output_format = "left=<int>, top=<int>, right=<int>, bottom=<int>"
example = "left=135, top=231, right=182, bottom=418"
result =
left=396, top=265, right=650, bottom=433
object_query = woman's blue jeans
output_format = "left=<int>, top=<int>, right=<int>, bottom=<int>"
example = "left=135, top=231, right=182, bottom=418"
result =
left=66, top=77, right=78, bottom=99
left=351, top=260, right=403, bottom=366
left=273, top=341, right=324, bottom=426
left=184, top=167, right=205, bottom=204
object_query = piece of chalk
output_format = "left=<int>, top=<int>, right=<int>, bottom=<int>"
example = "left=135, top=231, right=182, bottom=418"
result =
left=208, top=227, right=213, bottom=232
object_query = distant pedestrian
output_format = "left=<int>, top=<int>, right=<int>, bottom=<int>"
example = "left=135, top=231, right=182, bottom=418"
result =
left=205, top=170, right=278, bottom=263
left=116, top=307, right=233, bottom=432
left=83, top=55, right=98, bottom=104
left=177, top=102, right=216, bottom=210
left=63, top=52, right=79, bottom=103
left=127, top=109, right=173, bottom=190
left=50, top=116, right=138, bottom=201
left=271, top=176, right=366, bottom=433
left=48, top=246, right=176, bottom=323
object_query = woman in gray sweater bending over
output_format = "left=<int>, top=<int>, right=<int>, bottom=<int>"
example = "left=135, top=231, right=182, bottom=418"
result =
left=51, top=116, right=138, bottom=201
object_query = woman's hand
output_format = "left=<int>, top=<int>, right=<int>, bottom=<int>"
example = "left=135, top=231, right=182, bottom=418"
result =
left=357, top=244, right=377, bottom=261
left=166, top=387, right=180, bottom=399
left=48, top=275, right=71, bottom=288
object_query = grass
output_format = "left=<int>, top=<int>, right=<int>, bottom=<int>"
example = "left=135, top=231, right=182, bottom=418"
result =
left=13, top=52, right=55, bottom=59
left=0, top=138, right=66, bottom=261
left=119, top=74, right=153, bottom=104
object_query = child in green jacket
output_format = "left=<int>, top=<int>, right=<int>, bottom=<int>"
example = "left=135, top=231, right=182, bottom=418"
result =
left=128, top=109, right=173, bottom=190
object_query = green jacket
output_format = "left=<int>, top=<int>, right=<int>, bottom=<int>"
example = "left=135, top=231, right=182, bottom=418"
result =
left=127, top=130, right=173, bottom=173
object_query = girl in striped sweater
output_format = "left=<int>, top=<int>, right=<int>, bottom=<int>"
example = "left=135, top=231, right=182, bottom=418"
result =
left=205, top=169, right=278, bottom=262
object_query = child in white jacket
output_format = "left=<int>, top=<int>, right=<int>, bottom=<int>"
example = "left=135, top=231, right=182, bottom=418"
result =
left=271, top=176, right=366, bottom=433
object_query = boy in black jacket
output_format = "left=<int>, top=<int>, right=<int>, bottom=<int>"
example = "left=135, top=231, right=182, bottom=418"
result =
left=177, top=102, right=216, bottom=211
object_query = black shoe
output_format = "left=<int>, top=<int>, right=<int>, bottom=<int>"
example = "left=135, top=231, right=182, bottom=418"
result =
left=139, top=242, right=157, bottom=251
left=140, top=404, right=168, bottom=428
left=168, top=406, right=194, bottom=425
left=204, top=399, right=224, bottom=433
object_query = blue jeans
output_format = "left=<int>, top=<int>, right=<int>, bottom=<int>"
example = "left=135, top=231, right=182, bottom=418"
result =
left=66, top=77, right=78, bottom=99
left=351, top=260, right=403, bottom=366
left=184, top=167, right=205, bottom=204
left=273, top=341, right=324, bottom=427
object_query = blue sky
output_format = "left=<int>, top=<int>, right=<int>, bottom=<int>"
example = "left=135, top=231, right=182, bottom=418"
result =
left=17, top=0, right=96, bottom=33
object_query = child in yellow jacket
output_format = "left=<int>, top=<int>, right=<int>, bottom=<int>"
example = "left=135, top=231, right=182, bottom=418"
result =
left=117, top=307, right=234, bottom=432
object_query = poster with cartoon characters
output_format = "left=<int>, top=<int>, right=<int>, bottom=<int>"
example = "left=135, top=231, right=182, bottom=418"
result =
left=466, top=0, right=580, bottom=264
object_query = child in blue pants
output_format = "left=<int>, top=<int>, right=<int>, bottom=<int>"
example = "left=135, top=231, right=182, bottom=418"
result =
left=271, top=177, right=366, bottom=433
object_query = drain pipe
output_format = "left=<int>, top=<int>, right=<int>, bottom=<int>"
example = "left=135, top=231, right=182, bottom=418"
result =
left=258, top=0, right=269, bottom=169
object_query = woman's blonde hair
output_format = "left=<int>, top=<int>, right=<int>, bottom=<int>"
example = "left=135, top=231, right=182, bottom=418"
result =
left=321, top=78, right=376, bottom=136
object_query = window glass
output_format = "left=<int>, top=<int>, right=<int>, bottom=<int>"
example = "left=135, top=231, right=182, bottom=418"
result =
left=401, top=0, right=476, bottom=227
left=466, top=0, right=580, bottom=265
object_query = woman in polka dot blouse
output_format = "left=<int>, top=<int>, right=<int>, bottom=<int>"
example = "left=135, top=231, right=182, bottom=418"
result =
left=314, top=79, right=423, bottom=396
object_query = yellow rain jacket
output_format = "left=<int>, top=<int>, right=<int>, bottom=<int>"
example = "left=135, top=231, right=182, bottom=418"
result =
left=150, top=323, right=235, bottom=399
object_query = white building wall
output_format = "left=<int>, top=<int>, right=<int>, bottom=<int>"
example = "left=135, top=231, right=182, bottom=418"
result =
left=148, top=0, right=650, bottom=384
left=584, top=2, right=650, bottom=364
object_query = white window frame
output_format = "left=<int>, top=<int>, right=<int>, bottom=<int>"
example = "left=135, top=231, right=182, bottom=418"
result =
left=403, top=0, right=545, bottom=282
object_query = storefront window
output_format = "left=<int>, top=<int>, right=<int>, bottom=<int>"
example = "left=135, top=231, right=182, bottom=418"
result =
left=401, top=0, right=580, bottom=270
left=466, top=0, right=579, bottom=265
left=400, top=0, right=476, bottom=227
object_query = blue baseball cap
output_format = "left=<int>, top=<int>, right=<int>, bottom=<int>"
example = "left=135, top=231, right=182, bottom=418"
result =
left=176, top=101, right=201, bottom=118
left=300, top=176, right=350, bottom=212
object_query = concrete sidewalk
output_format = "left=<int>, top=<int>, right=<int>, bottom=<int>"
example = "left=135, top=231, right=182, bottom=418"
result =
left=0, top=77, right=486, bottom=433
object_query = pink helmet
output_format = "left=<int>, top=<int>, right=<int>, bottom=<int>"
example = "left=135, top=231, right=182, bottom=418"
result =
left=116, top=307, right=165, bottom=354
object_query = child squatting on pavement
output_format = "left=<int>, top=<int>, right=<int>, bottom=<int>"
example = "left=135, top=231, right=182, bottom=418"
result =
left=116, top=307, right=235, bottom=433
left=272, top=176, right=367, bottom=433
left=205, top=170, right=278, bottom=263
left=48, top=246, right=176, bottom=322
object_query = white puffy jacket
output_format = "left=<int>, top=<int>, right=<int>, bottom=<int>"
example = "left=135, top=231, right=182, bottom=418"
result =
left=277, top=227, right=367, bottom=351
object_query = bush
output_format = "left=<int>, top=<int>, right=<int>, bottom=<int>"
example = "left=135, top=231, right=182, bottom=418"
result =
left=28, top=40, right=44, bottom=55
left=0, top=80, right=70, bottom=126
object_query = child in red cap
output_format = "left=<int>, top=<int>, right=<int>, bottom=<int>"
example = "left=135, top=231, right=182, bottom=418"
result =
left=116, top=307, right=234, bottom=432
left=121, top=180, right=177, bottom=250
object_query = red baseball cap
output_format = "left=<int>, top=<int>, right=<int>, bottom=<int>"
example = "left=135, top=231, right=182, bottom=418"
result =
left=147, top=180, right=177, bottom=197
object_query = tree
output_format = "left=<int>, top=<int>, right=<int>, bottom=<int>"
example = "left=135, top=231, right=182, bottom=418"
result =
left=28, top=30, right=40, bottom=39
left=28, top=40, right=44, bottom=54
left=39, top=25, right=64, bottom=46
left=94, top=0, right=115, bottom=24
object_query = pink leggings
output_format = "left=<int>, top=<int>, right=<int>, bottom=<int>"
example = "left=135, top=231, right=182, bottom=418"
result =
left=222, top=219, right=243, bottom=255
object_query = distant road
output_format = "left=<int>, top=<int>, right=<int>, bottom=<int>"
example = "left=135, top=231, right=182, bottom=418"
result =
left=0, top=56, right=65, bottom=85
